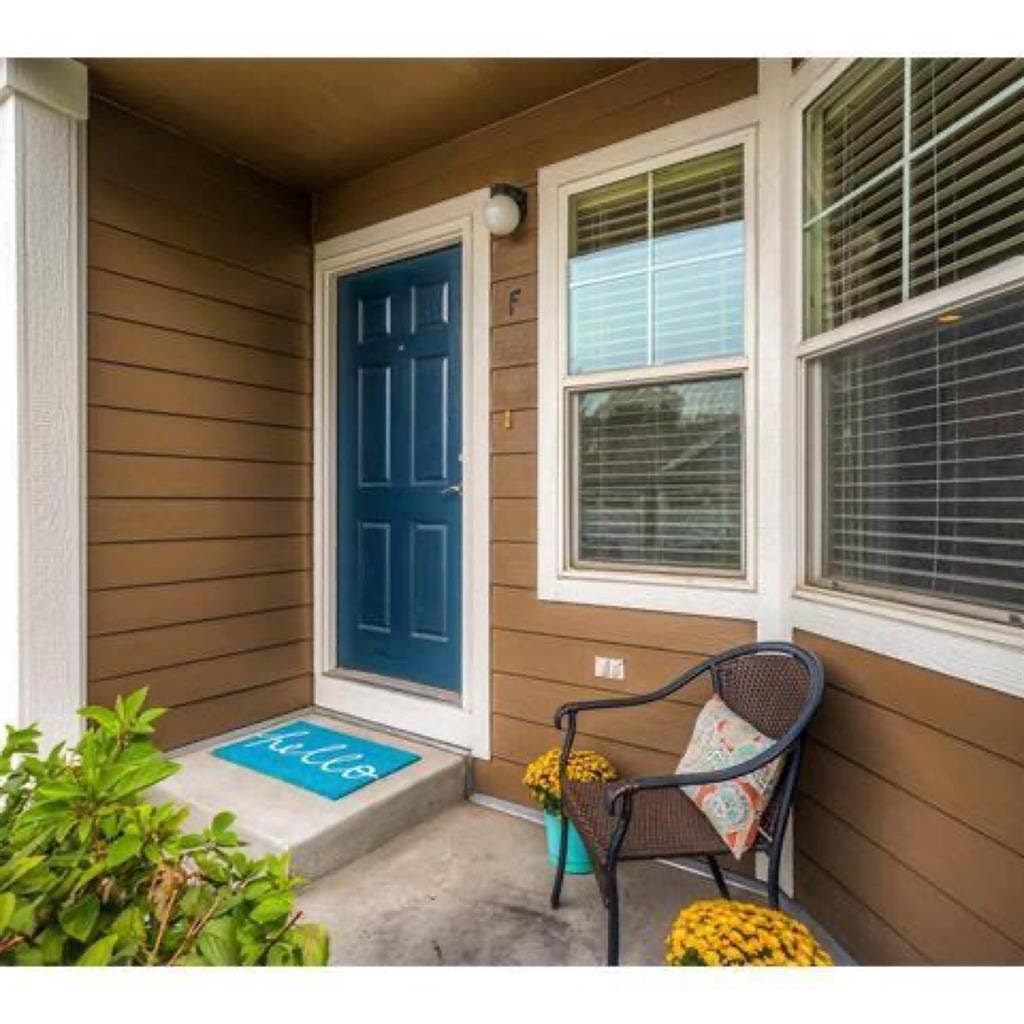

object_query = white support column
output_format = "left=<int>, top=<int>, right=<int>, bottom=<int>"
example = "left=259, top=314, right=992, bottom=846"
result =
left=754, top=58, right=798, bottom=896
left=0, top=59, right=88, bottom=745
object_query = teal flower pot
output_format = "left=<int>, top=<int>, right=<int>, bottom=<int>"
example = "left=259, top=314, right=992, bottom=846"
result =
left=544, top=810, right=593, bottom=874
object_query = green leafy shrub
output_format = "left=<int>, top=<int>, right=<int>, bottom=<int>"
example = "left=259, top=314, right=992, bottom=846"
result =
left=0, top=689, right=329, bottom=966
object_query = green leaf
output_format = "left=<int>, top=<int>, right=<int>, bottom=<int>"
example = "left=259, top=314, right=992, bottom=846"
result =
left=110, top=906, right=146, bottom=944
left=59, top=893, right=101, bottom=943
left=106, top=833, right=142, bottom=867
left=33, top=780, right=82, bottom=801
left=293, top=923, right=329, bottom=966
left=77, top=933, right=118, bottom=966
left=0, top=854, right=45, bottom=889
left=72, top=859, right=109, bottom=896
left=37, top=925, right=67, bottom=964
left=0, top=892, right=16, bottom=932
left=243, top=879, right=274, bottom=902
left=196, top=916, right=240, bottom=966
left=267, top=941, right=295, bottom=966
left=138, top=707, right=166, bottom=727
left=80, top=705, right=118, bottom=732
left=108, top=758, right=178, bottom=800
left=211, top=811, right=235, bottom=835
left=251, top=893, right=292, bottom=924
left=8, top=899, right=37, bottom=933
left=13, top=945, right=46, bottom=966
left=123, top=688, right=148, bottom=720
left=172, top=953, right=207, bottom=966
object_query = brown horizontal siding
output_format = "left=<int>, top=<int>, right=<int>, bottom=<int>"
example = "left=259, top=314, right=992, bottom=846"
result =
left=87, top=98, right=313, bottom=747
left=491, top=499, right=536, bottom=543
left=90, top=572, right=311, bottom=635
left=489, top=319, right=537, bottom=367
left=89, top=221, right=309, bottom=322
left=795, top=631, right=1024, bottom=966
left=490, top=411, right=536, bottom=454
left=157, top=676, right=312, bottom=751
left=90, top=361, right=309, bottom=428
left=89, top=498, right=309, bottom=543
left=89, top=454, right=310, bottom=500
left=793, top=852, right=926, bottom=966
left=89, top=641, right=311, bottom=712
left=89, top=408, right=311, bottom=464
left=90, top=537, right=311, bottom=590
left=90, top=176, right=309, bottom=287
left=493, top=674, right=697, bottom=754
left=89, top=101, right=308, bottom=235
left=90, top=315, right=311, bottom=392
left=89, top=606, right=311, bottom=680
left=89, top=269, right=308, bottom=357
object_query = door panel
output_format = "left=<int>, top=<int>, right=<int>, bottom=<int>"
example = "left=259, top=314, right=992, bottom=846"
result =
left=337, top=244, right=462, bottom=691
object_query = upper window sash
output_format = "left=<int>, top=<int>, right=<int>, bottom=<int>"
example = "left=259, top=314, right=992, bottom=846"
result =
left=555, top=126, right=757, bottom=389
left=567, top=145, right=746, bottom=377
left=802, top=58, right=1024, bottom=339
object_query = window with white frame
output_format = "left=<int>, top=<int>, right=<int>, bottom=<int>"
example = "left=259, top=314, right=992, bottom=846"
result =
left=561, top=143, right=750, bottom=577
left=803, top=58, right=1024, bottom=626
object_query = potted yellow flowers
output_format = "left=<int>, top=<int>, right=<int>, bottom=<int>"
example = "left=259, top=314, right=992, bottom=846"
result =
left=665, top=899, right=833, bottom=966
left=522, top=747, right=617, bottom=875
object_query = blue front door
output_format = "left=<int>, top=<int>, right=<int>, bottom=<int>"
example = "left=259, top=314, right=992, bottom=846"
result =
left=337, top=245, right=462, bottom=692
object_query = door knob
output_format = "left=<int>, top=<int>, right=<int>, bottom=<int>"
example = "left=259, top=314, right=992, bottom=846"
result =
left=440, top=483, right=463, bottom=496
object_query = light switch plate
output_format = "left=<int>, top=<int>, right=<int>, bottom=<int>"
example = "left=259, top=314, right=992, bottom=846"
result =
left=594, top=656, right=625, bottom=680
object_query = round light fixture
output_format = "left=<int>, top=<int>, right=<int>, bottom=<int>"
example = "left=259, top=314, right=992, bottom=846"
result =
left=484, top=184, right=527, bottom=237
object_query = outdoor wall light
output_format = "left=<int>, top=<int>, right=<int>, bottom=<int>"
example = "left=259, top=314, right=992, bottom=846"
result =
left=484, top=184, right=527, bottom=237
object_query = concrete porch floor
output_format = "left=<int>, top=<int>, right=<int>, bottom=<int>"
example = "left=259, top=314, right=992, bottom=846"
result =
left=297, top=801, right=850, bottom=966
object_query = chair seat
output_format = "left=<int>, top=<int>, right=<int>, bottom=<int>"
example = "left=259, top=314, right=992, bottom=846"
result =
left=562, top=779, right=729, bottom=865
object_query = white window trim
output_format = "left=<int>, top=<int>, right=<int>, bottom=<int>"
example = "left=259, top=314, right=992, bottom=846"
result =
left=312, top=190, right=492, bottom=757
left=537, top=96, right=762, bottom=620
left=788, top=58, right=1024, bottom=700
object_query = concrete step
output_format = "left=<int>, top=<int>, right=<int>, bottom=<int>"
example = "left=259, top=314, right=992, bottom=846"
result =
left=151, top=711, right=467, bottom=881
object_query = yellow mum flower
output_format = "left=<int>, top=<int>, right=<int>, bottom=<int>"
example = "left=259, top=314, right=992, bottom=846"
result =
left=522, top=747, right=617, bottom=813
left=665, top=899, right=833, bottom=967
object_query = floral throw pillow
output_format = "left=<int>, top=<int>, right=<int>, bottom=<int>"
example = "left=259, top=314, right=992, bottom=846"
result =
left=677, top=695, right=784, bottom=860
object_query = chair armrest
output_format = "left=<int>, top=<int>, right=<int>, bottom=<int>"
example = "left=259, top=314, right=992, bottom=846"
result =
left=603, top=734, right=793, bottom=815
left=553, top=692, right=655, bottom=730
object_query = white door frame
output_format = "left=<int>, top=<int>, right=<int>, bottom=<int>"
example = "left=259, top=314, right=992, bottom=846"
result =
left=312, top=190, right=492, bottom=757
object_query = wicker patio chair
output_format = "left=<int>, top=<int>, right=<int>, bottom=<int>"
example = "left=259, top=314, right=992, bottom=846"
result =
left=550, top=641, right=825, bottom=966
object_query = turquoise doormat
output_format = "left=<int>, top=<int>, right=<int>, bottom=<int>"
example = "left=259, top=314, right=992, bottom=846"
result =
left=212, top=720, right=420, bottom=800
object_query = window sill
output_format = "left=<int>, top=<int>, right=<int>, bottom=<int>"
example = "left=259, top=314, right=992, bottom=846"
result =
left=791, top=584, right=1024, bottom=699
left=538, top=567, right=760, bottom=620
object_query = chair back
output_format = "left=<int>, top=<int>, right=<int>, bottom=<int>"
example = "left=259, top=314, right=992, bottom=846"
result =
left=709, top=642, right=825, bottom=844
left=712, top=644, right=822, bottom=739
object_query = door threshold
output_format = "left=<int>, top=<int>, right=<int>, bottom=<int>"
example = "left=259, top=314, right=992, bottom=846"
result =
left=323, top=666, right=461, bottom=706
left=313, top=705, right=471, bottom=760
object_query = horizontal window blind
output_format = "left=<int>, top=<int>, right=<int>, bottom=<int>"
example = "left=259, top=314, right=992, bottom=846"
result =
left=568, top=147, right=745, bottom=373
left=819, top=284, right=1024, bottom=620
left=910, top=59, right=1024, bottom=297
left=804, top=58, right=1024, bottom=336
left=575, top=377, right=743, bottom=573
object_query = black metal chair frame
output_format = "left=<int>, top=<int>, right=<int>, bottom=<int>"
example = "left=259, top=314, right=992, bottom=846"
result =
left=549, top=641, right=825, bottom=966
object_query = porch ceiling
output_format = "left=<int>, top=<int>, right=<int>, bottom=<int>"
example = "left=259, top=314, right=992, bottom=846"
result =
left=83, top=58, right=637, bottom=190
